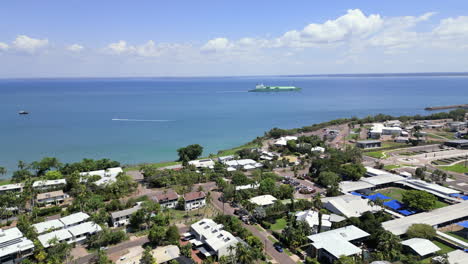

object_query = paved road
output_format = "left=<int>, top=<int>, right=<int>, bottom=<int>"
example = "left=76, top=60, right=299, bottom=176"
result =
left=210, top=191, right=297, bottom=264
left=74, top=237, right=149, bottom=264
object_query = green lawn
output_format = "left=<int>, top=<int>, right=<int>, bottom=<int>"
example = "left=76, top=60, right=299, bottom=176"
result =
left=0, top=179, right=12, bottom=186
left=365, top=151, right=385, bottom=159
left=438, top=162, right=468, bottom=174
left=270, top=218, right=287, bottom=231
left=217, top=142, right=261, bottom=156
left=384, top=164, right=401, bottom=170
left=378, top=187, right=406, bottom=201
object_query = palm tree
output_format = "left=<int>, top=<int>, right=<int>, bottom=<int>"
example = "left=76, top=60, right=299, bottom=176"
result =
left=0, top=167, right=6, bottom=176
left=312, top=193, right=323, bottom=233
left=236, top=243, right=255, bottom=264
left=17, top=160, right=27, bottom=170
left=227, top=244, right=236, bottom=264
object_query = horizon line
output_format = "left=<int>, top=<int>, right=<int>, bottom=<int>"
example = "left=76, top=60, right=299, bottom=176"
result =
left=1, top=71, right=468, bottom=80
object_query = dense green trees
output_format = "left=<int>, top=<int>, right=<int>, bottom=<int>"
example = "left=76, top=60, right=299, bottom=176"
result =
left=406, top=224, right=436, bottom=239
left=340, top=163, right=365, bottom=181
left=177, top=144, right=203, bottom=162
left=60, top=158, right=120, bottom=175
left=402, top=190, right=438, bottom=211
left=87, top=228, right=127, bottom=249
left=141, top=246, right=156, bottom=264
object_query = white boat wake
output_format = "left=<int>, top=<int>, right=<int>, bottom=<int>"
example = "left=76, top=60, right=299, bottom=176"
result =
left=112, top=118, right=173, bottom=122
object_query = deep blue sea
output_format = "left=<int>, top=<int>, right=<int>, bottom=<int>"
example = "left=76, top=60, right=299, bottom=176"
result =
left=1, top=76, right=467, bottom=177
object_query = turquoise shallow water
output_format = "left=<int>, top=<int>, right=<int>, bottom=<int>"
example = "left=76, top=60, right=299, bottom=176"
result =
left=1, top=76, right=467, bottom=176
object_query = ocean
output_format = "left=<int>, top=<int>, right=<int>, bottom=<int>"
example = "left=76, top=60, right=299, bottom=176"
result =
left=1, top=75, right=467, bottom=177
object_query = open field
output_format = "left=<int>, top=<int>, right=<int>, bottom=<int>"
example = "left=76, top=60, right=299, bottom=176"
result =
left=438, top=162, right=468, bottom=174
left=270, top=218, right=287, bottom=231
left=365, top=151, right=386, bottom=159
left=378, top=187, right=448, bottom=209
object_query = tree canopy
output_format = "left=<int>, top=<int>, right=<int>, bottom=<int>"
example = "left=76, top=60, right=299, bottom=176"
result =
left=177, top=144, right=203, bottom=162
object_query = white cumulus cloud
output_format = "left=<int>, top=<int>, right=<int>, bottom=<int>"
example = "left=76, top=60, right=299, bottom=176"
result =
left=201, top=38, right=233, bottom=52
left=0, top=42, right=8, bottom=51
left=106, top=40, right=183, bottom=57
left=67, top=44, right=84, bottom=52
left=13, top=35, right=48, bottom=53
left=433, top=16, right=468, bottom=37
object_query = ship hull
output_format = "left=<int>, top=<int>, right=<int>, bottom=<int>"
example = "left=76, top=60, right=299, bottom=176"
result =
left=249, top=87, right=301, bottom=92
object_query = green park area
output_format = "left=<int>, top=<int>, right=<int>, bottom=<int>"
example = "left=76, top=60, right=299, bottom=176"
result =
left=364, top=151, right=385, bottom=159
left=438, top=162, right=468, bottom=174
left=378, top=187, right=448, bottom=209
left=270, top=218, right=287, bottom=231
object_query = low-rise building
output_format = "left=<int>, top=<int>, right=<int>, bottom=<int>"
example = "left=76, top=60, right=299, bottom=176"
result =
left=369, top=123, right=384, bottom=139
left=394, top=137, right=409, bottom=143
left=38, top=229, right=73, bottom=248
left=111, top=204, right=141, bottom=227
left=356, top=140, right=381, bottom=149
left=189, top=159, right=215, bottom=169
left=184, top=191, right=206, bottom=211
left=67, top=221, right=102, bottom=243
left=295, top=210, right=332, bottom=234
left=382, top=127, right=402, bottom=136
left=0, top=227, right=34, bottom=264
left=33, top=212, right=90, bottom=234
left=322, top=195, right=380, bottom=218
left=218, top=155, right=234, bottom=163
left=401, top=238, right=440, bottom=258
left=365, top=167, right=388, bottom=177
left=152, top=245, right=181, bottom=263
left=186, top=219, right=240, bottom=258
left=36, top=190, right=68, bottom=206
left=59, top=212, right=90, bottom=228
left=153, top=190, right=179, bottom=209
left=308, top=225, right=370, bottom=264
left=274, top=136, right=298, bottom=146
left=32, top=179, right=67, bottom=191
left=0, top=183, right=23, bottom=195
left=311, top=146, right=325, bottom=153
left=249, top=195, right=277, bottom=207
left=79, top=167, right=123, bottom=186
left=444, top=139, right=468, bottom=149
left=447, top=121, right=466, bottom=132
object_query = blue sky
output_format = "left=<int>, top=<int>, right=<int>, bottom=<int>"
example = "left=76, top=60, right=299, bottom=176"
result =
left=1, top=0, right=468, bottom=77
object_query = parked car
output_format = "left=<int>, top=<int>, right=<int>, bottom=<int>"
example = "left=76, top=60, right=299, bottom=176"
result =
left=274, top=243, right=284, bottom=252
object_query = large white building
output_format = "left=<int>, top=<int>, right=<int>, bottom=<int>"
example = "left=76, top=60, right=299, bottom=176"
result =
left=33, top=212, right=90, bottom=234
left=308, top=225, right=370, bottom=264
left=0, top=183, right=23, bottom=195
left=79, top=167, right=123, bottom=186
left=322, top=195, right=380, bottom=218
left=274, top=136, right=298, bottom=146
left=0, top=227, right=34, bottom=264
left=249, top=195, right=277, bottom=207
left=32, top=179, right=67, bottom=191
left=189, top=159, right=215, bottom=169
left=186, top=219, right=241, bottom=258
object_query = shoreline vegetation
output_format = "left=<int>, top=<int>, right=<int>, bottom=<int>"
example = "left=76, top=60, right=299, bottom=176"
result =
left=2, top=108, right=466, bottom=180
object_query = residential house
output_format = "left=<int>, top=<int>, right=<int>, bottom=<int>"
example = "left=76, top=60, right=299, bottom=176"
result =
left=32, top=179, right=67, bottom=192
left=274, top=136, right=298, bottom=146
left=110, top=204, right=141, bottom=227
left=295, top=210, right=332, bottom=234
left=447, top=121, right=466, bottom=132
left=322, top=195, right=380, bottom=218
left=152, top=245, right=181, bottom=263
left=308, top=225, right=370, bottom=264
left=218, top=155, right=234, bottom=163
left=36, top=190, right=68, bottom=206
left=249, top=195, right=277, bottom=208
left=79, top=167, right=123, bottom=186
left=382, top=127, right=402, bottom=136
left=189, top=159, right=215, bottom=169
left=184, top=191, right=206, bottom=211
left=401, top=238, right=440, bottom=258
left=33, top=212, right=90, bottom=234
left=369, top=123, right=384, bottom=139
left=0, top=183, right=23, bottom=195
left=153, top=190, right=179, bottom=209
left=67, top=221, right=102, bottom=244
left=0, top=227, right=34, bottom=264
left=59, top=212, right=90, bottom=228
left=186, top=219, right=240, bottom=258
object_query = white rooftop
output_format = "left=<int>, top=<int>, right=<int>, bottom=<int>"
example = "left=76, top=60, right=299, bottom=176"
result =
left=0, top=183, right=23, bottom=192
left=370, top=123, right=385, bottom=134
left=295, top=210, right=332, bottom=229
left=365, top=167, right=389, bottom=176
left=0, top=227, right=35, bottom=258
left=323, top=195, right=380, bottom=218
left=80, top=167, right=123, bottom=186
left=308, top=225, right=369, bottom=259
left=339, top=181, right=374, bottom=193
left=38, top=229, right=73, bottom=248
left=189, top=159, right=215, bottom=168
left=360, top=174, right=405, bottom=186
left=443, top=250, right=468, bottom=264
left=205, top=230, right=238, bottom=252
left=249, top=195, right=277, bottom=206
left=274, top=136, right=297, bottom=146
left=383, top=201, right=468, bottom=235
left=403, top=179, right=461, bottom=196
left=32, top=179, right=67, bottom=188
left=311, top=146, right=325, bottom=153
left=60, top=212, right=90, bottom=226
left=191, top=219, right=224, bottom=240
left=152, top=245, right=180, bottom=263
left=33, top=219, right=65, bottom=234
left=235, top=183, right=259, bottom=191
left=67, top=221, right=102, bottom=237
left=402, top=238, right=440, bottom=257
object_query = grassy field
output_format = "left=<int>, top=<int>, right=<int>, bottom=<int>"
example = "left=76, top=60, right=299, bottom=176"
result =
left=270, top=218, right=287, bottom=231
left=0, top=179, right=12, bottom=186
left=379, top=187, right=448, bottom=209
left=384, top=164, right=401, bottom=170
left=364, top=151, right=385, bottom=159
left=217, top=142, right=261, bottom=156
left=167, top=205, right=218, bottom=224
left=438, top=162, right=468, bottom=173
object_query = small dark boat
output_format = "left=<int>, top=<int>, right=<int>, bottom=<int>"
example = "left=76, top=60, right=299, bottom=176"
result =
left=18, top=111, right=29, bottom=115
